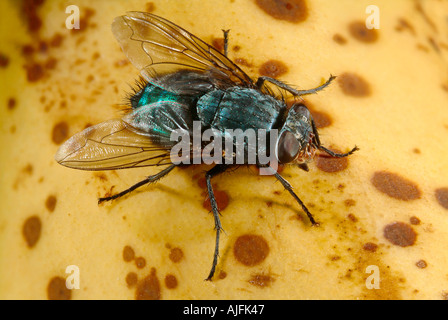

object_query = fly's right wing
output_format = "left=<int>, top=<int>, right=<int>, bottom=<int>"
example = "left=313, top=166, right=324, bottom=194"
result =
left=55, top=119, right=175, bottom=171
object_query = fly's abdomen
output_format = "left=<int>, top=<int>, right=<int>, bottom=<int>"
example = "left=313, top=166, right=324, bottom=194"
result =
left=125, top=83, right=197, bottom=144
left=197, top=87, right=284, bottom=133
left=131, top=82, right=195, bottom=109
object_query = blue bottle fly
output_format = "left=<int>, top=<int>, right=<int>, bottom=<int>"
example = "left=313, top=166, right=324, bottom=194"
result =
left=55, top=12, right=358, bottom=281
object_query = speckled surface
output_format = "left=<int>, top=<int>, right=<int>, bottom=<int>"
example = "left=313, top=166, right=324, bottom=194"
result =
left=1, top=0, right=448, bottom=299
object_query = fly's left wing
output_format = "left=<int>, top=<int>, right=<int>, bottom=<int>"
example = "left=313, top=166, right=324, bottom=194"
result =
left=55, top=119, right=175, bottom=170
left=111, top=12, right=254, bottom=94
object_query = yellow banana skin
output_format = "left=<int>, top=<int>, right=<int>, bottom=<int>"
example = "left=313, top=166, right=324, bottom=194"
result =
left=0, top=0, right=447, bottom=299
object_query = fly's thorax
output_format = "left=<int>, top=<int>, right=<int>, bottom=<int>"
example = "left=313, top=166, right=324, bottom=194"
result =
left=276, top=103, right=316, bottom=164
left=195, top=87, right=286, bottom=165
left=196, top=87, right=284, bottom=133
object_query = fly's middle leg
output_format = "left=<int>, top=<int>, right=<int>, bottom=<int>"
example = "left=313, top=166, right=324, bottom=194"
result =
left=204, top=164, right=228, bottom=281
left=256, top=75, right=336, bottom=96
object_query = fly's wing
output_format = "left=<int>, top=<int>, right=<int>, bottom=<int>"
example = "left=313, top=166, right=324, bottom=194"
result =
left=54, top=119, right=176, bottom=170
left=111, top=12, right=254, bottom=94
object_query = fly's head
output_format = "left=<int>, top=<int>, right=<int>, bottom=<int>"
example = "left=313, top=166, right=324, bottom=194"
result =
left=275, top=103, right=317, bottom=164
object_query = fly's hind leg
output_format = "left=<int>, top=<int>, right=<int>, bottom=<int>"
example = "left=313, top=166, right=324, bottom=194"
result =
left=98, top=164, right=176, bottom=204
left=204, top=164, right=228, bottom=281
left=256, top=75, right=336, bottom=96
left=222, top=29, right=230, bottom=57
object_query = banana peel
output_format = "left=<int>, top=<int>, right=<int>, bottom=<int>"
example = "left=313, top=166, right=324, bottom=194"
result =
left=1, top=0, right=448, bottom=299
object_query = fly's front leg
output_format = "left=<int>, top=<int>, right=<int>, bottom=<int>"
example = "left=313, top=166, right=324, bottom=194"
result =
left=256, top=75, right=336, bottom=96
left=258, top=164, right=317, bottom=225
left=310, top=119, right=359, bottom=158
left=205, top=164, right=229, bottom=281
left=273, top=171, right=318, bottom=226
left=318, top=145, right=359, bottom=158
left=98, top=165, right=176, bottom=204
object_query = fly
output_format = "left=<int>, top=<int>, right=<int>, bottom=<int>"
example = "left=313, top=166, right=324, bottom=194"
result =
left=55, top=12, right=358, bottom=281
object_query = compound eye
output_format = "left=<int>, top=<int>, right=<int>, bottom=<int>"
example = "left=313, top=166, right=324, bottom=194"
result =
left=291, top=103, right=310, bottom=117
left=276, top=130, right=301, bottom=164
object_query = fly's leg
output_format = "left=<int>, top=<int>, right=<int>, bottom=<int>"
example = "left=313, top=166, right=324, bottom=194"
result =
left=222, top=29, right=230, bottom=57
left=204, top=164, right=228, bottom=281
left=273, top=170, right=318, bottom=225
left=256, top=75, right=336, bottom=96
left=98, top=164, right=176, bottom=204
left=318, top=145, right=359, bottom=158
left=310, top=119, right=359, bottom=157
left=258, top=164, right=317, bottom=225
